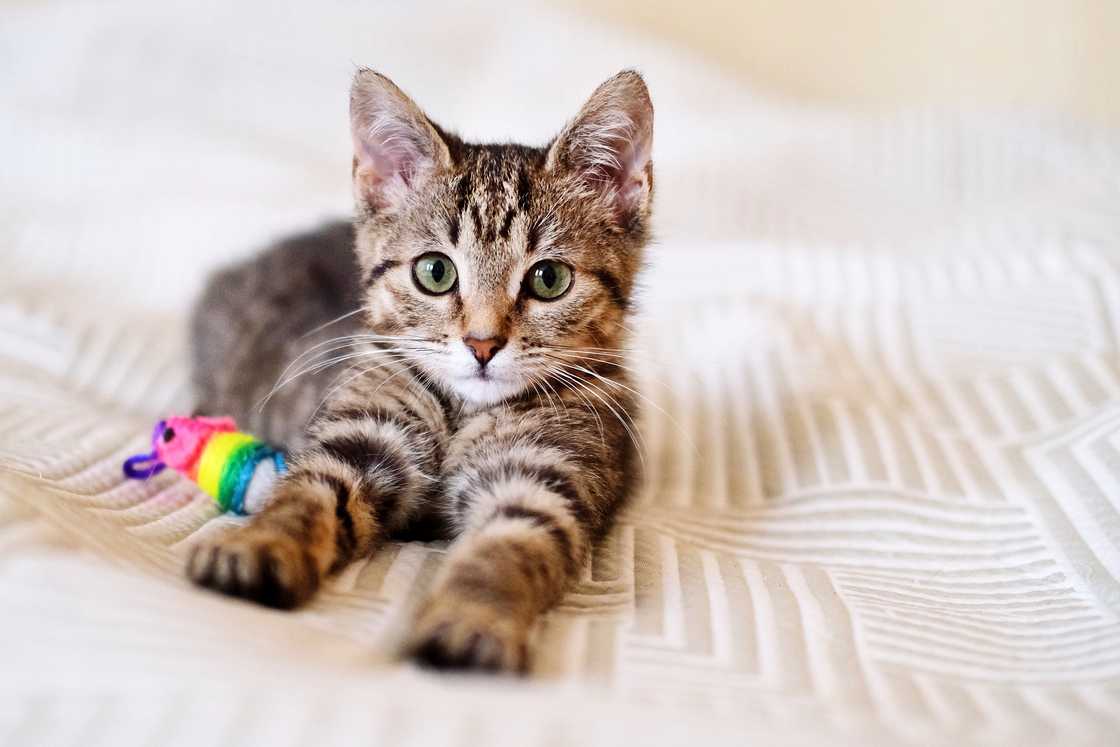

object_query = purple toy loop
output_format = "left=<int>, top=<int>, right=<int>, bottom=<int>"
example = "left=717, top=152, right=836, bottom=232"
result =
left=122, top=453, right=165, bottom=479
left=122, top=419, right=168, bottom=479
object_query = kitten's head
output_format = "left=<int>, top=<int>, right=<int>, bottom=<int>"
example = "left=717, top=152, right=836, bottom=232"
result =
left=349, top=69, right=653, bottom=406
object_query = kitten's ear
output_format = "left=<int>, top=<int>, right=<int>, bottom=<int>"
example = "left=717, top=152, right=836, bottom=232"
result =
left=350, top=69, right=451, bottom=214
left=547, top=70, right=654, bottom=225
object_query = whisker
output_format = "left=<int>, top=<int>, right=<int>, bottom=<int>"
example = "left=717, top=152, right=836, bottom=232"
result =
left=308, top=362, right=391, bottom=424
left=547, top=365, right=633, bottom=448
left=538, top=347, right=678, bottom=398
left=547, top=361, right=643, bottom=431
left=528, top=370, right=563, bottom=418
left=547, top=343, right=634, bottom=357
left=275, top=332, right=432, bottom=390
left=540, top=364, right=606, bottom=448
left=551, top=358, right=697, bottom=458
left=263, top=346, right=398, bottom=407
left=280, top=345, right=431, bottom=387
left=259, top=345, right=438, bottom=413
left=298, top=308, right=365, bottom=339
left=614, top=319, right=643, bottom=337
left=541, top=349, right=646, bottom=375
left=307, top=351, right=441, bottom=423
left=550, top=367, right=645, bottom=469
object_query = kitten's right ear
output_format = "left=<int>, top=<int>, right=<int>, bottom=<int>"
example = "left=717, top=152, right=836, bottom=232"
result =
left=350, top=69, right=450, bottom=215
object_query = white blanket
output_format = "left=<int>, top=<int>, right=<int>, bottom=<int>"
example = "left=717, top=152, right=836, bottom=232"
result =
left=3, top=1, right=1119, bottom=744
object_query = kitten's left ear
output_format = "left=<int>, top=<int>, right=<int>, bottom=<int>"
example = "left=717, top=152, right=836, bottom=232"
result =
left=547, top=70, right=654, bottom=226
left=350, top=69, right=451, bottom=215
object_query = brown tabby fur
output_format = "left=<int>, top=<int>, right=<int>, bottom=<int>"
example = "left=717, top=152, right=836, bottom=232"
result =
left=187, top=69, right=653, bottom=673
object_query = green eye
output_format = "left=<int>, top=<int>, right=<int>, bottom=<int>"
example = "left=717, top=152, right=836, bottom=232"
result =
left=412, top=252, right=458, bottom=295
left=526, top=260, right=573, bottom=300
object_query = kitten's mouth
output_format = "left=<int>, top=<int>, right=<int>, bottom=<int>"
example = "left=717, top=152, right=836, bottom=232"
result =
left=462, top=369, right=507, bottom=386
left=463, top=364, right=509, bottom=383
left=450, top=369, right=525, bottom=405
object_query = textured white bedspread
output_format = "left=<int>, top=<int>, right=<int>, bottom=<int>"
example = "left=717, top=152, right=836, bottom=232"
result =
left=3, top=1, right=1120, bottom=744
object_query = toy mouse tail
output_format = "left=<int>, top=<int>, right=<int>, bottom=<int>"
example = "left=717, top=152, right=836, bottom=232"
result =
left=123, top=451, right=166, bottom=479
left=122, top=419, right=171, bottom=479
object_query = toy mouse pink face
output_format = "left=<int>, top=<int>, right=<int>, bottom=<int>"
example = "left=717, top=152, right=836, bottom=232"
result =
left=155, top=416, right=236, bottom=471
left=123, top=415, right=238, bottom=481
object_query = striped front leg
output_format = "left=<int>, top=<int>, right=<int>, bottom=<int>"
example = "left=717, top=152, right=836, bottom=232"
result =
left=407, top=431, right=610, bottom=673
left=188, top=408, right=441, bottom=609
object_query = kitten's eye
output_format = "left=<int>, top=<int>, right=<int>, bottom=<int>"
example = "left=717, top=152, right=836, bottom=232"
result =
left=412, top=252, right=458, bottom=295
left=525, top=260, right=573, bottom=301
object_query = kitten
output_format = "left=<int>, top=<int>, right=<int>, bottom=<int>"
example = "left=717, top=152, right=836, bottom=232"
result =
left=187, top=69, right=653, bottom=673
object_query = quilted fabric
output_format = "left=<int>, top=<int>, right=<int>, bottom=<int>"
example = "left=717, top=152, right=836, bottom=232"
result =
left=3, top=1, right=1120, bottom=744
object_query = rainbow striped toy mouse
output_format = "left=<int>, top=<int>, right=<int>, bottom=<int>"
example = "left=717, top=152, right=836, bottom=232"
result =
left=123, top=416, right=286, bottom=515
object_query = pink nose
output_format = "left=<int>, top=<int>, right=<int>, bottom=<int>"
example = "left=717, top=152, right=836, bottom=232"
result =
left=463, top=336, right=505, bottom=367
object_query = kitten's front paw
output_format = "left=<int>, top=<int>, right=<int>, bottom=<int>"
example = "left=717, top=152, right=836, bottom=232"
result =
left=406, top=598, right=530, bottom=675
left=186, top=527, right=319, bottom=609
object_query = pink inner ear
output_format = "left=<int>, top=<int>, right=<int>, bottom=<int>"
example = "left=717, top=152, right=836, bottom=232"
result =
left=615, top=171, right=648, bottom=216
left=349, top=71, right=452, bottom=212
left=353, top=130, right=406, bottom=187
left=351, top=122, right=434, bottom=211
left=616, top=133, right=651, bottom=193
left=578, top=122, right=651, bottom=222
left=351, top=91, right=438, bottom=210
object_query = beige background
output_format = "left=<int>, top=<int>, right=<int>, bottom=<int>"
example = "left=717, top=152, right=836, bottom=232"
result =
left=562, top=0, right=1119, bottom=123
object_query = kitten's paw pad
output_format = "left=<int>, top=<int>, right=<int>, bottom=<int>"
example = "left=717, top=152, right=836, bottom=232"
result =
left=406, top=602, right=529, bottom=675
left=186, top=529, right=319, bottom=609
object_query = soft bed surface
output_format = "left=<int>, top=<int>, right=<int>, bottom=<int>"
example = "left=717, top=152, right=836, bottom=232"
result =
left=2, top=1, right=1120, bottom=744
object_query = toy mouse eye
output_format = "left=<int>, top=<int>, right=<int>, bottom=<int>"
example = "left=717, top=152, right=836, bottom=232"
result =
left=162, top=427, right=175, bottom=443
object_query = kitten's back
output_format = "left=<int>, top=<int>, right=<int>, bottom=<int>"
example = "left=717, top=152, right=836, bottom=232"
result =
left=190, top=220, right=361, bottom=449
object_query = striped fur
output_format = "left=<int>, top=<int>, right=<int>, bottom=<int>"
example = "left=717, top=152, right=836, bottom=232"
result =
left=187, top=70, right=653, bottom=673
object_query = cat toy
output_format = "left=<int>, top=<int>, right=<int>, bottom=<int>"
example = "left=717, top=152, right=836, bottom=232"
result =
left=123, top=415, right=286, bottom=515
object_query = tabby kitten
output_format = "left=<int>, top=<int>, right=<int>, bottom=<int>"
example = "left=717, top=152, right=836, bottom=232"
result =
left=187, top=69, right=653, bottom=673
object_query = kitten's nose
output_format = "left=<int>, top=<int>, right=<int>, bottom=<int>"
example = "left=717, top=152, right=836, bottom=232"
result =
left=463, top=335, right=506, bottom=367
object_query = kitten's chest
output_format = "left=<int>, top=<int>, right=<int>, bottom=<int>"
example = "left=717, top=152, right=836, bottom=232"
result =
left=441, top=399, right=559, bottom=469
